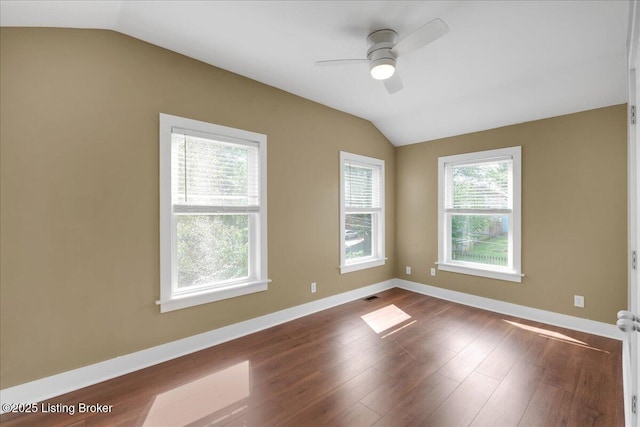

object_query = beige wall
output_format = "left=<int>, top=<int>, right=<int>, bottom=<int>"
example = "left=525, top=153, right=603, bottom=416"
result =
left=0, top=28, right=396, bottom=388
left=395, top=105, right=627, bottom=323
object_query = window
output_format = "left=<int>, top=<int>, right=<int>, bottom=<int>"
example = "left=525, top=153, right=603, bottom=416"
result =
left=158, top=114, right=268, bottom=312
left=340, top=151, right=385, bottom=273
left=438, top=146, right=521, bottom=282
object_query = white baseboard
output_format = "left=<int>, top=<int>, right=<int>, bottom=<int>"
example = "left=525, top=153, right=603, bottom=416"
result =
left=0, top=279, right=395, bottom=412
left=395, top=278, right=624, bottom=340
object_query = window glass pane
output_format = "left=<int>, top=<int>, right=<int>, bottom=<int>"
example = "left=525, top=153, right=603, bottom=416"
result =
left=176, top=214, right=249, bottom=288
left=345, top=213, right=373, bottom=261
left=171, top=133, right=258, bottom=207
left=451, top=214, right=508, bottom=267
left=451, top=160, right=510, bottom=209
left=344, top=163, right=380, bottom=208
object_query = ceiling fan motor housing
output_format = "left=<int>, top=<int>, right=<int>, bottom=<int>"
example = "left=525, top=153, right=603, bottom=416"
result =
left=367, top=29, right=398, bottom=78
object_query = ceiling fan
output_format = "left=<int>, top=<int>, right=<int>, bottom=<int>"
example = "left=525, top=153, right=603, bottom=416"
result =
left=316, top=18, right=449, bottom=94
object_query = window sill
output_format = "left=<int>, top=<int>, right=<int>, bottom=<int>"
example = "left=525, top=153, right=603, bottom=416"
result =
left=340, top=258, right=386, bottom=274
left=157, top=280, right=270, bottom=313
left=437, top=263, right=522, bottom=283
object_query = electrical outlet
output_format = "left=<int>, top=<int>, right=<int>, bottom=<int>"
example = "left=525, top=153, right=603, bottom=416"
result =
left=311, top=282, right=317, bottom=293
left=405, top=266, right=411, bottom=275
left=574, top=295, right=584, bottom=308
left=430, top=268, right=436, bottom=276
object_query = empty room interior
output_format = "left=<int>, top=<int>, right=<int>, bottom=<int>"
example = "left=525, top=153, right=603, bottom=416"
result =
left=1, top=1, right=639, bottom=426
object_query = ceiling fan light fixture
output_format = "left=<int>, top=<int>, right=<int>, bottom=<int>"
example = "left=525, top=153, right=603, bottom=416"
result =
left=370, top=58, right=396, bottom=80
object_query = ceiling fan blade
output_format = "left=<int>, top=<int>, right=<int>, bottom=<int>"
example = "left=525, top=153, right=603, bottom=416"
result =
left=391, top=18, right=449, bottom=56
left=384, top=72, right=403, bottom=94
left=315, top=59, right=368, bottom=66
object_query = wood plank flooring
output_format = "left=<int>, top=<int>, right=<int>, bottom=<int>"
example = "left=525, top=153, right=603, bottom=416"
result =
left=0, top=288, right=624, bottom=426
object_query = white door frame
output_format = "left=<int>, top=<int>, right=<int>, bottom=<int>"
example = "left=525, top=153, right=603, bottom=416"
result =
left=626, top=1, right=639, bottom=426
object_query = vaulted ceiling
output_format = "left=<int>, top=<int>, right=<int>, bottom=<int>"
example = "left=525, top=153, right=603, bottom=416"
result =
left=0, top=0, right=630, bottom=145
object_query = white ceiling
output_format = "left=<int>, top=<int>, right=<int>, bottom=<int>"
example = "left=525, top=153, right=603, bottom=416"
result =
left=0, top=0, right=630, bottom=146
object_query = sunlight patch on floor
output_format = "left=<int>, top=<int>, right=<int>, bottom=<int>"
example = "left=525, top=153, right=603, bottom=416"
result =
left=142, top=361, right=250, bottom=426
left=503, top=320, right=609, bottom=353
left=381, top=320, right=417, bottom=339
left=361, top=304, right=412, bottom=334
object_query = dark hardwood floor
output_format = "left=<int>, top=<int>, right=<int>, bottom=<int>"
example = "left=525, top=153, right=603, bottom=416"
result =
left=1, top=288, right=624, bottom=426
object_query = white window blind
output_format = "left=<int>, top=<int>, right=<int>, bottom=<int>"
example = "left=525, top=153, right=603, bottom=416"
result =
left=171, top=129, right=259, bottom=213
left=446, top=158, right=512, bottom=211
left=344, top=161, right=381, bottom=210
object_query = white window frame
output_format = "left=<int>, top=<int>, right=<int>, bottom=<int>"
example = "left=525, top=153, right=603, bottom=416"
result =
left=437, top=146, right=522, bottom=283
left=340, top=151, right=386, bottom=274
left=158, top=113, right=268, bottom=313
